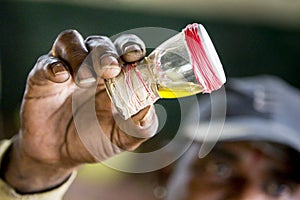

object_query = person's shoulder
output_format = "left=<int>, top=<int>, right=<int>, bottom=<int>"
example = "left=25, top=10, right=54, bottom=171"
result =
left=0, top=139, right=13, bottom=161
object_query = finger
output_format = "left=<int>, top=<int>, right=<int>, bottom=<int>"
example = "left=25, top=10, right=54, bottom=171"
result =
left=25, top=55, right=71, bottom=97
left=30, top=55, right=70, bottom=84
left=49, top=61, right=70, bottom=83
left=85, top=36, right=120, bottom=79
left=112, top=105, right=158, bottom=139
left=114, top=34, right=146, bottom=63
left=51, top=29, right=96, bottom=87
left=131, top=105, right=157, bottom=129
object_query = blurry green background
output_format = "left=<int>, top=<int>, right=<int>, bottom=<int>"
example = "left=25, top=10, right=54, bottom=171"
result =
left=1, top=1, right=300, bottom=199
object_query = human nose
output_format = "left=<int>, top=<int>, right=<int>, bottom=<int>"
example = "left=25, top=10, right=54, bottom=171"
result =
left=236, top=185, right=266, bottom=200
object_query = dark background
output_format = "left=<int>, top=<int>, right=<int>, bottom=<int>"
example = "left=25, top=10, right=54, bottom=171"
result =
left=1, top=1, right=300, bottom=138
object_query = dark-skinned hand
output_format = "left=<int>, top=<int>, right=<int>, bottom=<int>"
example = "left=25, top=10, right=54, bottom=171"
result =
left=2, top=30, right=158, bottom=193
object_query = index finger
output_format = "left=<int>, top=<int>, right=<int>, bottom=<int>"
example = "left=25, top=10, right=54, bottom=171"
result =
left=51, top=29, right=96, bottom=87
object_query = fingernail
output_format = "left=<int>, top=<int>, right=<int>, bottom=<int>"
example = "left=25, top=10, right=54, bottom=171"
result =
left=99, top=56, right=120, bottom=78
left=76, top=63, right=97, bottom=87
left=124, top=44, right=141, bottom=53
left=100, top=56, right=118, bottom=66
left=123, top=45, right=144, bottom=62
left=51, top=63, right=68, bottom=76
left=77, top=77, right=97, bottom=85
left=100, top=65, right=121, bottom=79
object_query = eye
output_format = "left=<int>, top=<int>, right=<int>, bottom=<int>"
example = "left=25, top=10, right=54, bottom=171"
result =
left=264, top=181, right=292, bottom=198
left=205, top=161, right=232, bottom=179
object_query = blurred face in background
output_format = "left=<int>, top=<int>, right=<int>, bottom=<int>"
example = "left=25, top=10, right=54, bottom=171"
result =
left=166, top=141, right=300, bottom=200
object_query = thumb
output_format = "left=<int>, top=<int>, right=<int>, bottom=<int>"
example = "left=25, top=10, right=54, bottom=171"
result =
left=113, top=105, right=159, bottom=139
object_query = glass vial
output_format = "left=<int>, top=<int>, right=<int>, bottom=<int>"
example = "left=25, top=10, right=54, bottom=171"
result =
left=105, top=23, right=226, bottom=119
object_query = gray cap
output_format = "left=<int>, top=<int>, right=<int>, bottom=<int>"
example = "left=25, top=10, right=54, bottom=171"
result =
left=183, top=75, right=300, bottom=152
